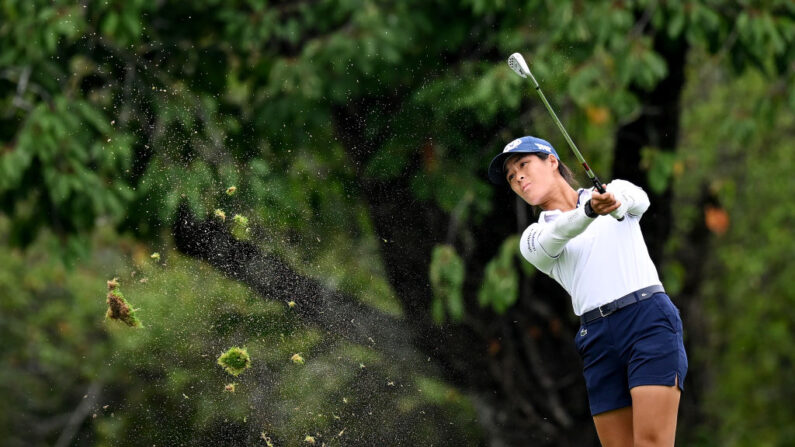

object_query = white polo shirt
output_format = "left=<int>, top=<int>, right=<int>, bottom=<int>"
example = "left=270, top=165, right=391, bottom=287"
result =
left=519, top=180, right=662, bottom=316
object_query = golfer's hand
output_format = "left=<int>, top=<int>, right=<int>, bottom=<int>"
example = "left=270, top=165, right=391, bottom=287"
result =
left=590, top=186, right=621, bottom=216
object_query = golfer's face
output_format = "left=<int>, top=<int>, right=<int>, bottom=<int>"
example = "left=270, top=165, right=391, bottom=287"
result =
left=505, top=154, right=555, bottom=205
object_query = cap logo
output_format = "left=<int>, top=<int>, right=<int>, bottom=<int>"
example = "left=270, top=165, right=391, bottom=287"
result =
left=503, top=138, right=522, bottom=153
left=534, top=143, right=552, bottom=153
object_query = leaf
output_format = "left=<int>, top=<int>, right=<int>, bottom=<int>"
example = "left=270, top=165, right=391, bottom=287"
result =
left=364, top=143, right=411, bottom=180
left=102, top=12, right=119, bottom=38
left=704, top=205, right=730, bottom=236
left=122, top=11, right=142, bottom=39
left=661, top=261, right=686, bottom=296
left=668, top=9, right=686, bottom=38
left=431, top=296, right=445, bottom=325
left=429, top=245, right=466, bottom=324
left=641, top=147, right=677, bottom=194
left=73, top=101, right=111, bottom=134
left=477, top=236, right=520, bottom=314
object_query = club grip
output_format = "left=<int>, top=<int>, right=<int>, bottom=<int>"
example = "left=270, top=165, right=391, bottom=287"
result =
left=591, top=176, right=606, bottom=194
left=591, top=176, right=623, bottom=221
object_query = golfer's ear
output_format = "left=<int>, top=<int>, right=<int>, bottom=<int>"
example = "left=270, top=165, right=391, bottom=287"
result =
left=549, top=154, right=559, bottom=170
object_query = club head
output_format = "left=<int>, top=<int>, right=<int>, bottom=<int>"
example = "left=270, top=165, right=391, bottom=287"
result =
left=507, top=53, right=531, bottom=78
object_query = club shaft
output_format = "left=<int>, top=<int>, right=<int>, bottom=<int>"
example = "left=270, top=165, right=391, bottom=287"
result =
left=526, top=73, right=606, bottom=193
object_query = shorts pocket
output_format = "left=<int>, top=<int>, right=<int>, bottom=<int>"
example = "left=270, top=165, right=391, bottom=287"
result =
left=574, top=328, right=584, bottom=354
left=574, top=325, right=596, bottom=357
left=652, top=295, right=682, bottom=333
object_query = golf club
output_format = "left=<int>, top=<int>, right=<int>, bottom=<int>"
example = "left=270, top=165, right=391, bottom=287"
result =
left=507, top=52, right=607, bottom=195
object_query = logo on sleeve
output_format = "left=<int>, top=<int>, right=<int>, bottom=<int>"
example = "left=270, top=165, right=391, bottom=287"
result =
left=526, top=228, right=538, bottom=253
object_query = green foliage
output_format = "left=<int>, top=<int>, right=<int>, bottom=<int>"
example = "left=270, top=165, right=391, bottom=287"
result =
left=478, top=236, right=525, bottom=314
left=641, top=147, right=678, bottom=195
left=0, top=220, right=117, bottom=445
left=672, top=57, right=795, bottom=446
left=100, top=254, right=481, bottom=445
left=2, top=0, right=793, bottom=257
left=429, top=245, right=466, bottom=324
left=0, top=95, right=134, bottom=248
left=0, top=221, right=482, bottom=445
left=398, top=375, right=480, bottom=438
left=1, top=0, right=794, bottom=445
left=661, top=260, right=686, bottom=297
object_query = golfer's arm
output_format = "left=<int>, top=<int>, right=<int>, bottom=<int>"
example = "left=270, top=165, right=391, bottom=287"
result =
left=520, top=208, right=595, bottom=272
left=608, top=180, right=650, bottom=217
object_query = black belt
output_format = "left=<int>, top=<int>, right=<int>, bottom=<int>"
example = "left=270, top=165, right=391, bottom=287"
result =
left=580, top=285, right=665, bottom=325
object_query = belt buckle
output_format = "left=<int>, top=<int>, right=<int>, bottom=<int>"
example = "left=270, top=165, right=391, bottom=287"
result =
left=599, top=304, right=614, bottom=318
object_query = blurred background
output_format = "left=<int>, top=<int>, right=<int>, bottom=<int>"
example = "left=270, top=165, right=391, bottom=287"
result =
left=1, top=1, right=793, bottom=446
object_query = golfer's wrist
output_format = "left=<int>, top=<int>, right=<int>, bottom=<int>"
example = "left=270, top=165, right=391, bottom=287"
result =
left=584, top=200, right=598, bottom=218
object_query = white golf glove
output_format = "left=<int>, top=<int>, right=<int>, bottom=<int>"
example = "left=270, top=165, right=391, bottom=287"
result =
left=606, top=185, right=630, bottom=221
left=609, top=204, right=627, bottom=221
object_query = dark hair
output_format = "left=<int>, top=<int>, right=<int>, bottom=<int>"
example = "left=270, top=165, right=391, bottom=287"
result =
left=536, top=152, right=577, bottom=187
left=504, top=152, right=578, bottom=187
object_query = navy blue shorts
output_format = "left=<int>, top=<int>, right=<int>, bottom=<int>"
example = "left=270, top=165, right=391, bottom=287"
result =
left=574, top=293, right=688, bottom=416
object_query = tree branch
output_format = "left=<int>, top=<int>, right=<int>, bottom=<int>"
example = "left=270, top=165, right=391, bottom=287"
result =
left=171, top=201, right=416, bottom=359
left=54, top=381, right=101, bottom=447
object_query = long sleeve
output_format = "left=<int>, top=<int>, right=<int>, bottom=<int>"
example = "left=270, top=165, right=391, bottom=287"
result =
left=519, top=206, right=596, bottom=274
left=607, top=179, right=650, bottom=217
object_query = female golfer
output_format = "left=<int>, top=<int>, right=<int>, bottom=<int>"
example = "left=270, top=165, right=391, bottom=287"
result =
left=488, top=136, right=688, bottom=447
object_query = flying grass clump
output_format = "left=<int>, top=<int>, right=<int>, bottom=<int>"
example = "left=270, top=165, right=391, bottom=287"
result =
left=260, top=432, right=275, bottom=447
left=231, top=214, right=250, bottom=239
left=217, top=347, right=251, bottom=376
left=214, top=209, right=226, bottom=221
left=226, top=186, right=237, bottom=196
left=232, top=214, right=248, bottom=227
left=105, top=278, right=142, bottom=327
left=291, top=353, right=305, bottom=365
left=224, top=383, right=237, bottom=393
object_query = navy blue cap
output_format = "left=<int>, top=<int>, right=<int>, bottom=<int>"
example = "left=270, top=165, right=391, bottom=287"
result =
left=487, top=136, right=560, bottom=184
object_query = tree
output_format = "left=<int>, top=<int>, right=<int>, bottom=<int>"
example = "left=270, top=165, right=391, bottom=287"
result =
left=1, top=0, right=794, bottom=445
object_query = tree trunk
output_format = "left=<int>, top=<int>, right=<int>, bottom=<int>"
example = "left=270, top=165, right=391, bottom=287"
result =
left=331, top=101, right=595, bottom=445
left=612, top=33, right=688, bottom=263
